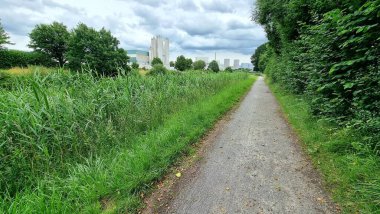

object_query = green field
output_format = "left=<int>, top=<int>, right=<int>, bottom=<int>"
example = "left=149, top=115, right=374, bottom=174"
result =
left=0, top=68, right=256, bottom=213
left=267, top=79, right=380, bottom=213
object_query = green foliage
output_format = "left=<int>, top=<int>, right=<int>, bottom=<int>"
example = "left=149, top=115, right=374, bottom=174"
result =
left=0, top=69, right=253, bottom=212
left=0, top=20, right=13, bottom=49
left=175, top=55, right=193, bottom=71
left=255, top=0, right=380, bottom=211
left=0, top=50, right=54, bottom=69
left=257, top=0, right=380, bottom=149
left=147, top=64, right=167, bottom=75
left=28, top=22, right=69, bottom=66
left=132, top=62, right=139, bottom=69
left=67, top=23, right=130, bottom=76
left=268, top=80, right=380, bottom=213
left=169, top=61, right=175, bottom=67
left=224, top=67, right=233, bottom=73
left=208, top=60, right=220, bottom=73
left=193, top=60, right=206, bottom=70
left=251, top=43, right=268, bottom=72
left=151, top=57, right=163, bottom=66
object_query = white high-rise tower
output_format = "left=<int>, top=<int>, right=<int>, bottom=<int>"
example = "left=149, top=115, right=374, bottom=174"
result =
left=149, top=35, right=169, bottom=66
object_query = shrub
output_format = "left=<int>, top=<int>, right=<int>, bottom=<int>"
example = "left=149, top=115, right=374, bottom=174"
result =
left=225, top=67, right=233, bottom=72
left=193, top=60, right=206, bottom=70
left=0, top=50, right=55, bottom=69
left=255, top=0, right=380, bottom=153
left=151, top=57, right=163, bottom=66
left=147, top=64, right=167, bottom=75
left=132, top=62, right=139, bottom=69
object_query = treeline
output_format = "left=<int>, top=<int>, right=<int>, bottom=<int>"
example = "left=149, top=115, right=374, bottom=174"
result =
left=0, top=21, right=129, bottom=75
left=253, top=0, right=379, bottom=153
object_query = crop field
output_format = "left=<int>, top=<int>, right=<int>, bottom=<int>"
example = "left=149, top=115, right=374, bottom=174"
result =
left=0, top=67, right=256, bottom=213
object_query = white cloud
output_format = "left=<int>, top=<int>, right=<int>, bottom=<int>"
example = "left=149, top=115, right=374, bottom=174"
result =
left=0, top=0, right=267, bottom=63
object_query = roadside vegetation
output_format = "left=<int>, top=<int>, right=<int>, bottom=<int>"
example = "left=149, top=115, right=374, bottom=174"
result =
left=0, top=16, right=258, bottom=213
left=0, top=67, right=256, bottom=213
left=253, top=0, right=379, bottom=212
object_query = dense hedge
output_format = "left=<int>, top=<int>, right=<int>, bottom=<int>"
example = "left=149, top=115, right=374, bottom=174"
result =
left=0, top=50, right=56, bottom=69
left=254, top=0, right=380, bottom=153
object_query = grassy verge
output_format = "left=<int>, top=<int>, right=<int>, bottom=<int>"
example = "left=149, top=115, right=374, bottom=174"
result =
left=0, top=68, right=256, bottom=213
left=267, top=79, right=380, bottom=213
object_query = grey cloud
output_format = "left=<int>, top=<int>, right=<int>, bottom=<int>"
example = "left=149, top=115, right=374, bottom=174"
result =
left=177, top=0, right=199, bottom=11
left=0, top=0, right=267, bottom=60
left=200, top=0, right=234, bottom=13
left=0, top=10, right=41, bottom=36
left=178, top=17, right=223, bottom=36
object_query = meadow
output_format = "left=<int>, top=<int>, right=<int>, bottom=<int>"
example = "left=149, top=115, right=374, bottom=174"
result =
left=0, top=67, right=256, bottom=213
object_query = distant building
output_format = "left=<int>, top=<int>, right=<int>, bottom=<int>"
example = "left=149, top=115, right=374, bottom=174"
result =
left=233, top=59, right=240, bottom=69
left=149, top=35, right=169, bottom=66
left=224, top=59, right=230, bottom=68
left=240, top=63, right=254, bottom=69
left=127, top=50, right=149, bottom=67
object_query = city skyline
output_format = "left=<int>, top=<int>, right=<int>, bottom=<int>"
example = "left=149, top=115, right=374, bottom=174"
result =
left=0, top=0, right=267, bottom=64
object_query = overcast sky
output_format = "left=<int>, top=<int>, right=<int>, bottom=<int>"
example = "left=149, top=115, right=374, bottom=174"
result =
left=0, top=0, right=267, bottom=63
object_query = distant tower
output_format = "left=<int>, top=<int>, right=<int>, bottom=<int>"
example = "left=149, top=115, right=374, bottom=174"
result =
left=233, top=59, right=240, bottom=69
left=149, top=35, right=170, bottom=66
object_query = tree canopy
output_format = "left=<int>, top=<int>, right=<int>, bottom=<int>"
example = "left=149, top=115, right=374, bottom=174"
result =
left=151, top=57, right=163, bottom=66
left=207, top=60, right=219, bottom=73
left=193, top=60, right=206, bottom=70
left=29, top=22, right=69, bottom=67
left=66, top=23, right=129, bottom=76
left=0, top=20, right=13, bottom=49
left=251, top=43, right=267, bottom=72
left=254, top=0, right=380, bottom=155
left=174, top=55, right=193, bottom=71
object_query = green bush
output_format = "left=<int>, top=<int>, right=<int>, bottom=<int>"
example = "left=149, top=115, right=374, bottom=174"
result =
left=132, top=62, right=139, bottom=69
left=0, top=50, right=55, bottom=69
left=193, top=60, right=206, bottom=70
left=224, top=67, right=233, bottom=73
left=147, top=64, right=167, bottom=75
left=255, top=0, right=380, bottom=153
left=151, top=57, right=163, bottom=66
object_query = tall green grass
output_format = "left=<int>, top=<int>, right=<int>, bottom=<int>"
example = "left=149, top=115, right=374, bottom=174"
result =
left=0, top=68, right=256, bottom=213
left=267, top=79, right=380, bottom=213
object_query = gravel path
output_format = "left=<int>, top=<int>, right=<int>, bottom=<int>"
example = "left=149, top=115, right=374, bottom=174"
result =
left=165, top=77, right=335, bottom=214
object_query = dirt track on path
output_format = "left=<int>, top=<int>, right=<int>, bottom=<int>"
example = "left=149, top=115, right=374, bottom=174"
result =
left=146, top=77, right=336, bottom=214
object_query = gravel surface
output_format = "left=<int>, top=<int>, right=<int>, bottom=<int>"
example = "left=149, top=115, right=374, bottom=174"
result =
left=165, top=77, right=336, bottom=214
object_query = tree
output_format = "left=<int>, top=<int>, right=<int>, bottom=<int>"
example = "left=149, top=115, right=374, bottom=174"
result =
left=132, top=62, right=139, bottom=69
left=151, top=57, right=163, bottom=66
left=186, top=58, right=193, bottom=69
left=174, top=55, right=192, bottom=71
left=169, top=61, right=175, bottom=67
left=208, top=60, right=219, bottom=72
left=193, top=60, right=206, bottom=70
left=67, top=23, right=130, bottom=76
left=0, top=20, right=13, bottom=49
left=251, top=43, right=268, bottom=72
left=29, top=22, right=69, bottom=67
